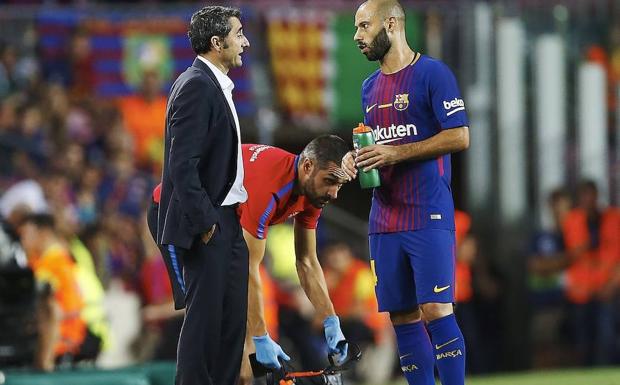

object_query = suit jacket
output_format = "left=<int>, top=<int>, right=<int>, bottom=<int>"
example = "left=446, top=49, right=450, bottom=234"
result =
left=157, top=57, right=239, bottom=249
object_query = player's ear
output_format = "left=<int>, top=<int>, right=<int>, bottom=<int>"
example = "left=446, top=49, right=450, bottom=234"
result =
left=303, top=158, right=314, bottom=175
left=386, top=16, right=396, bottom=32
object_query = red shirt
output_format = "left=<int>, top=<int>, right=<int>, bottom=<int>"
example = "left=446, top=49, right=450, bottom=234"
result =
left=238, top=144, right=321, bottom=239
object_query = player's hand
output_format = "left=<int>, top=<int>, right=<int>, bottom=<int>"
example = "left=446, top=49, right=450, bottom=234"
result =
left=323, top=315, right=348, bottom=365
left=201, top=224, right=217, bottom=244
left=341, top=151, right=358, bottom=181
left=355, top=144, right=400, bottom=171
left=238, top=351, right=253, bottom=385
left=253, top=333, right=290, bottom=369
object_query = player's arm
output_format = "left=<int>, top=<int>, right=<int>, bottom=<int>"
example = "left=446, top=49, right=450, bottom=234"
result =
left=294, top=223, right=348, bottom=362
left=242, top=229, right=290, bottom=370
left=355, top=126, right=469, bottom=171
left=239, top=228, right=265, bottom=383
left=243, top=229, right=269, bottom=338
left=293, top=224, right=335, bottom=319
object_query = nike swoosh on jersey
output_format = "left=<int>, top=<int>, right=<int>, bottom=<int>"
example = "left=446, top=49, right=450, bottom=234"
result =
left=399, top=353, right=413, bottom=360
left=366, top=103, right=377, bottom=113
left=433, top=285, right=450, bottom=293
left=435, top=337, right=459, bottom=350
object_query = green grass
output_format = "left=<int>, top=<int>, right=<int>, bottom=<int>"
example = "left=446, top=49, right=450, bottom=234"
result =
left=468, top=368, right=620, bottom=385
left=381, top=368, right=620, bottom=385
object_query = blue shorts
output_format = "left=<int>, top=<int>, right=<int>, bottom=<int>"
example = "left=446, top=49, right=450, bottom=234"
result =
left=369, top=229, right=456, bottom=312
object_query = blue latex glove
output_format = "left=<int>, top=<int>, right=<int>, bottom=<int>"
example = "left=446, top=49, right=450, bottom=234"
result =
left=323, top=315, right=348, bottom=365
left=252, top=333, right=290, bottom=369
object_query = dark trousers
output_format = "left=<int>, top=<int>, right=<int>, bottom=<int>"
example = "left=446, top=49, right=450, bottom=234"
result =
left=147, top=200, right=186, bottom=309
left=168, top=206, right=249, bottom=385
left=570, top=300, right=617, bottom=366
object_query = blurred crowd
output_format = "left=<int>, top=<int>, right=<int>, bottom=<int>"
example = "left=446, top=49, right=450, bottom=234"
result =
left=0, top=30, right=168, bottom=370
left=527, top=181, right=620, bottom=368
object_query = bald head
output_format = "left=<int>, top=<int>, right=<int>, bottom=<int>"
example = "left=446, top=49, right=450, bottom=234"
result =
left=360, top=0, right=405, bottom=23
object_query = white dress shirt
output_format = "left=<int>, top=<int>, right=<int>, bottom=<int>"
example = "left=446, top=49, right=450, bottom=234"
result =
left=197, top=56, right=247, bottom=206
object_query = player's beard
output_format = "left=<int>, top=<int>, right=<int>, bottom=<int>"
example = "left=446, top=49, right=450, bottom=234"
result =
left=364, top=28, right=391, bottom=62
left=304, top=170, right=332, bottom=209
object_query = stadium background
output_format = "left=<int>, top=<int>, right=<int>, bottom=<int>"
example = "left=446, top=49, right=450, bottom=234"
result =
left=0, top=0, right=619, bottom=384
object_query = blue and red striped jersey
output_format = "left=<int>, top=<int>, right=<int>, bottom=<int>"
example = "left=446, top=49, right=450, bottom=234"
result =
left=361, top=53, right=468, bottom=234
left=238, top=144, right=321, bottom=239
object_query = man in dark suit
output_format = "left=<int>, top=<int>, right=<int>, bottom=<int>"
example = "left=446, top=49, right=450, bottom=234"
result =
left=157, top=6, right=250, bottom=385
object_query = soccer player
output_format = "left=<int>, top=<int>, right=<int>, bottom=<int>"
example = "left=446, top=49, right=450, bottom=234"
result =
left=347, top=1, right=471, bottom=384
left=238, top=136, right=350, bottom=384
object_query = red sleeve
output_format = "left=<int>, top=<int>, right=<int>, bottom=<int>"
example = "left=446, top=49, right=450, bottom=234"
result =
left=294, top=202, right=322, bottom=229
left=239, top=190, right=277, bottom=239
left=152, top=183, right=162, bottom=204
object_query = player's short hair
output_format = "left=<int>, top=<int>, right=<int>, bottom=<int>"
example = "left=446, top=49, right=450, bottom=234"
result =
left=22, top=213, right=55, bottom=230
left=188, top=6, right=241, bottom=54
left=301, top=135, right=350, bottom=170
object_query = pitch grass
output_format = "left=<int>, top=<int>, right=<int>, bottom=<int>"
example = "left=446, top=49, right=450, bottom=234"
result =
left=381, top=367, right=620, bottom=385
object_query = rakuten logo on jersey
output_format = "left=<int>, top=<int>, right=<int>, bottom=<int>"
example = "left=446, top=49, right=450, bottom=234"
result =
left=443, top=98, right=465, bottom=116
left=373, top=124, right=418, bottom=144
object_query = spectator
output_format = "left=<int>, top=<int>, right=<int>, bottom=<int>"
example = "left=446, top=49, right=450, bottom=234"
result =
left=562, top=180, right=620, bottom=365
left=0, top=208, right=28, bottom=269
left=322, top=241, right=394, bottom=383
left=526, top=189, right=572, bottom=367
left=117, top=69, right=166, bottom=173
left=323, top=242, right=385, bottom=345
left=453, top=210, right=484, bottom=373
left=18, top=213, right=86, bottom=371
left=0, top=42, right=18, bottom=98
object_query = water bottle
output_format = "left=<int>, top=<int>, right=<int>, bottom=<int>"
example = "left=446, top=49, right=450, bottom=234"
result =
left=352, top=123, right=381, bottom=189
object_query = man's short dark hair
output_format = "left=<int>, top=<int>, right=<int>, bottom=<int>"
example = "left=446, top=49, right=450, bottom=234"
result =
left=301, top=135, right=350, bottom=169
left=188, top=6, right=241, bottom=55
left=23, top=213, right=55, bottom=230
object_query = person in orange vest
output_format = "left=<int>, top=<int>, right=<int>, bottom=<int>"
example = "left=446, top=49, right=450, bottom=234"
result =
left=562, top=180, right=620, bottom=365
left=117, top=69, right=167, bottom=174
left=453, top=210, right=485, bottom=373
left=19, top=213, right=86, bottom=371
left=454, top=211, right=475, bottom=304
left=322, top=241, right=394, bottom=383
left=322, top=242, right=389, bottom=345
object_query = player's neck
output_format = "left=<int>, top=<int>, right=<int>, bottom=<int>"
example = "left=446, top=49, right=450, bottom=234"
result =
left=380, top=45, right=416, bottom=74
left=291, top=181, right=304, bottom=199
left=292, top=158, right=303, bottom=197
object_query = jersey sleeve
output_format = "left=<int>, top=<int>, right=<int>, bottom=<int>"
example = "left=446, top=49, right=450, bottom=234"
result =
left=429, top=62, right=469, bottom=129
left=239, top=191, right=277, bottom=240
left=294, top=203, right=322, bottom=230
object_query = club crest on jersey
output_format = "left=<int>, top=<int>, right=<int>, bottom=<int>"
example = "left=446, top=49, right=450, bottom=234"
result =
left=394, top=93, right=409, bottom=111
